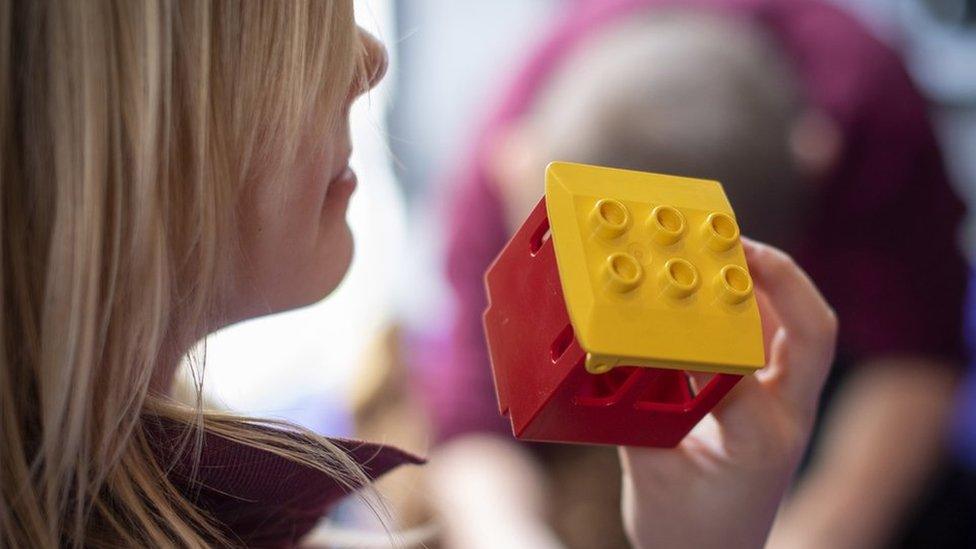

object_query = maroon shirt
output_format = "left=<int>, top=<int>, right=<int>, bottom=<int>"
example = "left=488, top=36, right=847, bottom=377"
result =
left=415, top=0, right=968, bottom=441
left=149, top=419, right=422, bottom=547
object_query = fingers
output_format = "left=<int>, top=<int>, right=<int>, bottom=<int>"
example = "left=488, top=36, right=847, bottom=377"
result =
left=754, top=287, right=782, bottom=357
left=742, top=238, right=837, bottom=409
left=743, top=239, right=835, bottom=346
left=696, top=373, right=773, bottom=440
left=685, top=372, right=770, bottom=433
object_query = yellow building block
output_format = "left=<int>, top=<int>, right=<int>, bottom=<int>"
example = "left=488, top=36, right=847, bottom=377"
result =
left=545, top=161, right=765, bottom=376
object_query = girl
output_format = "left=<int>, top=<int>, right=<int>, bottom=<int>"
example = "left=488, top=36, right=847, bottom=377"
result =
left=0, top=1, right=836, bottom=547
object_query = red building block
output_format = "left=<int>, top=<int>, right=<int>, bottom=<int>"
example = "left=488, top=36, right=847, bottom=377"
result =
left=484, top=198, right=742, bottom=447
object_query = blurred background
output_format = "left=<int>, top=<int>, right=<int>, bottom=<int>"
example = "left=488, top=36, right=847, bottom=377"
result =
left=187, top=0, right=976, bottom=547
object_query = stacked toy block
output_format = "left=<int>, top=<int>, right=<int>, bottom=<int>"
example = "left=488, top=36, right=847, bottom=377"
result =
left=483, top=162, right=765, bottom=447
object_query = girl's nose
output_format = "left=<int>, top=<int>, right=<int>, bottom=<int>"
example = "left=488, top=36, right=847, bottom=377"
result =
left=355, top=28, right=388, bottom=98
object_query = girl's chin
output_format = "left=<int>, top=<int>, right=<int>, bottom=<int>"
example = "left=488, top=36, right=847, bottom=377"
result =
left=255, top=229, right=354, bottom=318
left=309, top=226, right=354, bottom=301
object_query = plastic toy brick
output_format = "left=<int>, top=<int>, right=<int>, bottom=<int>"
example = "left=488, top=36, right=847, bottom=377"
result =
left=545, top=161, right=765, bottom=375
left=483, top=162, right=763, bottom=448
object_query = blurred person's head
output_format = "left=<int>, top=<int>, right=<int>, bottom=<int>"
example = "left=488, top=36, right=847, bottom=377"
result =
left=1, top=1, right=385, bottom=546
left=489, top=10, right=841, bottom=246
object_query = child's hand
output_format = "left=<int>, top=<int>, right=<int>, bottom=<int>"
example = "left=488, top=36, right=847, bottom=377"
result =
left=619, top=239, right=837, bottom=549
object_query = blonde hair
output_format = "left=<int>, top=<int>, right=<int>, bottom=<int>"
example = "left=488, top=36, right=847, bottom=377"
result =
left=0, top=1, right=377, bottom=546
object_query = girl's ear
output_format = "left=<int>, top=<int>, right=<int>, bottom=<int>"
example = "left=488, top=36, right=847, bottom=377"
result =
left=790, top=108, right=843, bottom=183
left=486, top=121, right=546, bottom=232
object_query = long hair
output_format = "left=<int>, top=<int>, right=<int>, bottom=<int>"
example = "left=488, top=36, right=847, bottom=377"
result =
left=0, top=1, right=373, bottom=546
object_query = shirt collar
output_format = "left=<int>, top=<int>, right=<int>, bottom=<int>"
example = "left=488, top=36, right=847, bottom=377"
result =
left=147, top=417, right=424, bottom=547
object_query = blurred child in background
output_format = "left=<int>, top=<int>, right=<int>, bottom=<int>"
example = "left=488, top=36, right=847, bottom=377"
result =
left=417, top=0, right=970, bottom=547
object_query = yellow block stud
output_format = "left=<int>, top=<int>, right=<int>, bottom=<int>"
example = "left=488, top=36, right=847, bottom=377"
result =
left=605, top=253, right=644, bottom=293
left=590, top=199, right=632, bottom=239
left=661, top=258, right=700, bottom=299
left=702, top=212, right=740, bottom=251
left=648, top=205, right=687, bottom=245
left=716, top=264, right=753, bottom=304
left=544, top=161, right=765, bottom=376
